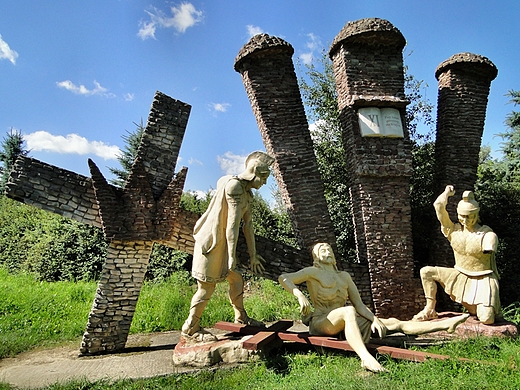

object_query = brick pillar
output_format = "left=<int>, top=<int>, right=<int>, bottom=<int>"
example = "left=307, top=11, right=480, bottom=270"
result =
left=234, top=34, right=337, bottom=256
left=431, top=53, right=497, bottom=267
left=329, top=18, right=421, bottom=318
left=80, top=241, right=152, bottom=354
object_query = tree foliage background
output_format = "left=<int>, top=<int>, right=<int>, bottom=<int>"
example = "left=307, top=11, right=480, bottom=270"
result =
left=474, top=90, right=520, bottom=305
left=0, top=129, right=29, bottom=192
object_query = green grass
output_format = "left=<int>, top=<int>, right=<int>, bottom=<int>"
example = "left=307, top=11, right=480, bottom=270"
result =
left=0, top=268, right=95, bottom=358
left=0, top=269, right=301, bottom=359
left=1, top=268, right=519, bottom=389
left=31, top=348, right=520, bottom=389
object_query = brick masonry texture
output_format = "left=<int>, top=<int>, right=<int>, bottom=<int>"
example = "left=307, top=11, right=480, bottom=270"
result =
left=329, top=18, right=423, bottom=318
left=234, top=34, right=337, bottom=255
left=234, top=33, right=372, bottom=304
left=5, top=91, right=318, bottom=353
left=430, top=53, right=497, bottom=269
left=6, top=156, right=102, bottom=227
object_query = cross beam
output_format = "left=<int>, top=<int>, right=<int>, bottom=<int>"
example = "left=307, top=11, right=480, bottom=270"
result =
left=7, top=91, right=192, bottom=354
left=214, top=321, right=468, bottom=364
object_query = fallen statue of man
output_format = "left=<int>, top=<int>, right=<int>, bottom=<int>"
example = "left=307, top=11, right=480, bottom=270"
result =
left=279, top=242, right=469, bottom=372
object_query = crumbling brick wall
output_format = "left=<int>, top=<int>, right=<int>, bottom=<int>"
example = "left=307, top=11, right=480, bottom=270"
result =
left=234, top=33, right=372, bottom=304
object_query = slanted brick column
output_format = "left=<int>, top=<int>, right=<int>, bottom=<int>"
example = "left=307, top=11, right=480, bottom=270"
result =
left=234, top=34, right=337, bottom=256
left=329, top=18, right=422, bottom=318
left=430, top=53, right=497, bottom=267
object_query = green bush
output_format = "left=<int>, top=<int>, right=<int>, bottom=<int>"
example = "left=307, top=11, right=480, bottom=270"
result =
left=146, top=244, right=191, bottom=282
left=0, top=196, right=192, bottom=283
left=0, top=196, right=107, bottom=281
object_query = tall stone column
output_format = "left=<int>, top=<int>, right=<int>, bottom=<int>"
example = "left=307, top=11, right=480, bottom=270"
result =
left=430, top=53, right=497, bottom=268
left=234, top=34, right=337, bottom=256
left=329, top=18, right=421, bottom=318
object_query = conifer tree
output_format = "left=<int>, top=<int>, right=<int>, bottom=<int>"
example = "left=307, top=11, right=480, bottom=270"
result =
left=0, top=128, right=29, bottom=192
left=108, top=120, right=145, bottom=187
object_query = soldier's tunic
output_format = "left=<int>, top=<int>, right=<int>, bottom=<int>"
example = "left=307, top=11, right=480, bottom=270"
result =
left=440, top=223, right=500, bottom=314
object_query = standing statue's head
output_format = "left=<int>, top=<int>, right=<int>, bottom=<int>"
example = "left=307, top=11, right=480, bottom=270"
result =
left=312, top=243, right=339, bottom=271
left=457, top=191, right=480, bottom=228
left=238, top=151, right=275, bottom=189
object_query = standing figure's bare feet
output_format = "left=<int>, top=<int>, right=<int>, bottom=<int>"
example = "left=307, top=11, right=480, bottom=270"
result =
left=180, top=328, right=218, bottom=345
left=412, top=308, right=438, bottom=321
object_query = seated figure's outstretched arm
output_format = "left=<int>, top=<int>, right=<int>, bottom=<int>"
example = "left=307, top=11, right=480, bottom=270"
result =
left=343, top=272, right=387, bottom=338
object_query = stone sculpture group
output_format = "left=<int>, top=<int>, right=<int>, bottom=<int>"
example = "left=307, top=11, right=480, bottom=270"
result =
left=279, top=242, right=469, bottom=372
left=414, top=185, right=500, bottom=324
left=181, top=151, right=273, bottom=343
left=5, top=16, right=510, bottom=372
left=179, top=148, right=502, bottom=372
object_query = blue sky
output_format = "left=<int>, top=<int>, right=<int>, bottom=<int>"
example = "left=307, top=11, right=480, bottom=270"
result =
left=1, top=1, right=519, bottom=199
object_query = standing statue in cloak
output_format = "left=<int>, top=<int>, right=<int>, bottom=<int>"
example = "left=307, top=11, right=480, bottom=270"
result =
left=181, top=151, right=275, bottom=342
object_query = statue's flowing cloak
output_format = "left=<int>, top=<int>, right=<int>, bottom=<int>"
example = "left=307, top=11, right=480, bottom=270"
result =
left=191, top=175, right=239, bottom=283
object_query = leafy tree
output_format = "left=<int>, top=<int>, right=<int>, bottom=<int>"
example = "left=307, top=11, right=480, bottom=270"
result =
left=180, top=190, right=212, bottom=215
left=0, top=128, right=29, bottom=191
left=251, top=192, right=297, bottom=247
left=299, top=52, right=356, bottom=262
left=108, top=120, right=145, bottom=187
left=492, top=90, right=520, bottom=184
left=0, top=196, right=107, bottom=281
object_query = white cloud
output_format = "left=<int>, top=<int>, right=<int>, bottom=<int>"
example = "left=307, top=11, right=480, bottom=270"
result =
left=188, top=157, right=202, bottom=165
left=210, top=102, right=230, bottom=113
left=299, top=33, right=322, bottom=65
left=123, top=93, right=135, bottom=101
left=247, top=25, right=264, bottom=38
left=0, top=34, right=18, bottom=64
left=138, top=2, right=203, bottom=40
left=25, top=131, right=120, bottom=160
left=299, top=52, right=313, bottom=65
left=217, top=151, right=247, bottom=176
left=306, top=33, right=321, bottom=51
left=137, top=21, right=157, bottom=40
left=193, top=189, right=210, bottom=199
left=56, top=80, right=114, bottom=97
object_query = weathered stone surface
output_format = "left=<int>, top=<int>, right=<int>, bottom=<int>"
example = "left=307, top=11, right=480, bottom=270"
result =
left=5, top=157, right=102, bottom=228
left=173, top=336, right=259, bottom=367
left=430, top=53, right=497, bottom=270
left=329, top=18, right=422, bottom=318
left=235, top=33, right=337, bottom=257
left=453, top=314, right=518, bottom=338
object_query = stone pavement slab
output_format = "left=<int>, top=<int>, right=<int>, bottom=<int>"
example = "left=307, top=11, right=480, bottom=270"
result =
left=0, top=330, right=222, bottom=389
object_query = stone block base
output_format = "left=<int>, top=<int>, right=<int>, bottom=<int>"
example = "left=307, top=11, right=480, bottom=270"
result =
left=451, top=313, right=518, bottom=338
left=173, top=335, right=259, bottom=367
